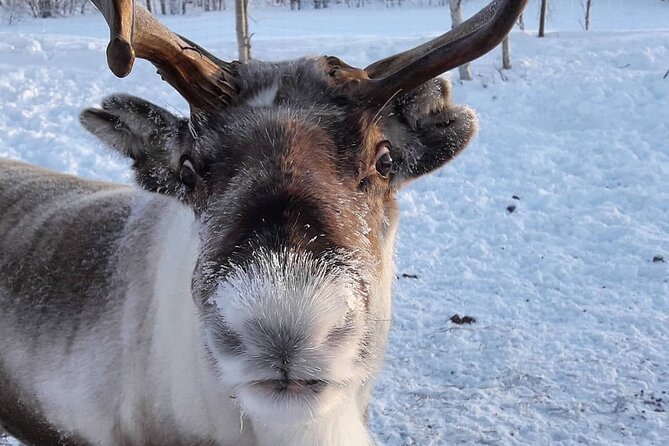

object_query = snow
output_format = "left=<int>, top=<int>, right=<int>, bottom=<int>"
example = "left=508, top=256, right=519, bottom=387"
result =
left=1, top=1, right=668, bottom=445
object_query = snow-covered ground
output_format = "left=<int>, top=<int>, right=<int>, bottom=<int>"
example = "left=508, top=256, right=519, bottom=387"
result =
left=1, top=1, right=668, bottom=445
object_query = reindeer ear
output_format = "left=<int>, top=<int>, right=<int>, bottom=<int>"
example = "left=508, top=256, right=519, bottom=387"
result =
left=388, top=78, right=478, bottom=185
left=80, top=94, right=197, bottom=196
left=80, top=94, right=184, bottom=160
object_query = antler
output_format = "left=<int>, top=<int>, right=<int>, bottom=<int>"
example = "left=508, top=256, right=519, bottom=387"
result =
left=90, top=0, right=238, bottom=111
left=357, top=0, right=528, bottom=103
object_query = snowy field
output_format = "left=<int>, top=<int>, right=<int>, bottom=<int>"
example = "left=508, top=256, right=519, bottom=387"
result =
left=1, top=0, right=668, bottom=444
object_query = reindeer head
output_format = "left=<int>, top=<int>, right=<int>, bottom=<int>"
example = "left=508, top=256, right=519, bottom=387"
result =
left=80, top=0, right=526, bottom=425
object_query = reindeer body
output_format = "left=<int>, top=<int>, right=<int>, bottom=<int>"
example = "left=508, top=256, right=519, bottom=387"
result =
left=0, top=1, right=528, bottom=444
left=0, top=160, right=235, bottom=445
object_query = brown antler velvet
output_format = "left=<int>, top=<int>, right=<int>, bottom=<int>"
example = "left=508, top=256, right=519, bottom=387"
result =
left=359, top=0, right=528, bottom=103
left=90, top=0, right=238, bottom=111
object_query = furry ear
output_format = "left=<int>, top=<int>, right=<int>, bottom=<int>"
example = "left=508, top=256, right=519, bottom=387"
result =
left=80, top=94, right=196, bottom=196
left=386, top=78, right=478, bottom=185
left=80, top=94, right=184, bottom=160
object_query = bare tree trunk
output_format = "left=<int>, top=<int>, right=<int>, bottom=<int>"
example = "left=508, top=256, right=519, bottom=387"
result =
left=584, top=0, right=592, bottom=31
left=145, top=0, right=152, bottom=13
left=539, top=0, right=547, bottom=37
left=236, top=0, right=251, bottom=63
left=448, top=0, right=472, bottom=81
left=40, top=0, right=52, bottom=17
left=502, top=36, right=511, bottom=69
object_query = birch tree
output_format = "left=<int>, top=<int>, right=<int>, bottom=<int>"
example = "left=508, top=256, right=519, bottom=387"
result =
left=502, top=36, right=511, bottom=70
left=449, top=0, right=472, bottom=81
left=583, top=0, right=593, bottom=31
left=538, top=0, right=547, bottom=37
left=236, top=0, right=251, bottom=63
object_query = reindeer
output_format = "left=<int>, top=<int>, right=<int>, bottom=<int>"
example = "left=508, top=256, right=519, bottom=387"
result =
left=0, top=1, right=527, bottom=445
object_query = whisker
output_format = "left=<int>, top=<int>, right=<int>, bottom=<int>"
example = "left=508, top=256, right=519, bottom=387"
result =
left=373, top=88, right=403, bottom=124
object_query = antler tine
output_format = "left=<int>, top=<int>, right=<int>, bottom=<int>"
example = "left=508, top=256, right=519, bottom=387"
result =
left=360, top=0, right=528, bottom=103
left=90, top=0, right=238, bottom=112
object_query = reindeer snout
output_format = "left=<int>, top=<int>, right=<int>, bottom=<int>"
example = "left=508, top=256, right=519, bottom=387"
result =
left=207, top=251, right=363, bottom=387
left=217, top=300, right=351, bottom=381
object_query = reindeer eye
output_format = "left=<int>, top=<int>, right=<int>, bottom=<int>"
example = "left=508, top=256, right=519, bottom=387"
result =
left=375, top=142, right=393, bottom=178
left=179, top=158, right=197, bottom=191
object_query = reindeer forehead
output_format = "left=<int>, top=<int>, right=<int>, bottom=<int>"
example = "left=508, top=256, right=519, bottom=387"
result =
left=235, top=58, right=344, bottom=108
left=195, top=60, right=382, bottom=176
left=200, top=110, right=375, bottom=206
